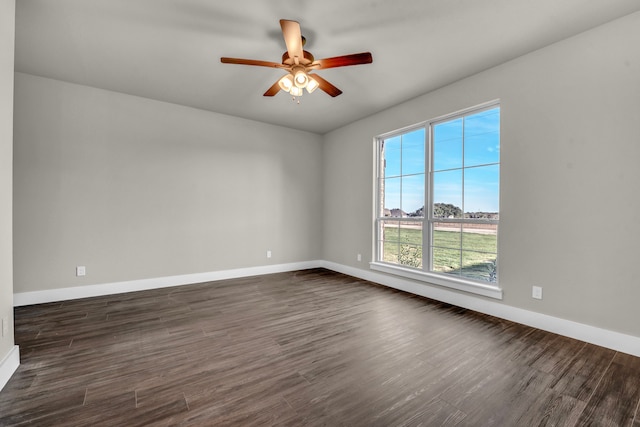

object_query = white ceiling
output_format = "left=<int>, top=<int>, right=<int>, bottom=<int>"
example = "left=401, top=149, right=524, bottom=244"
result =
left=14, top=0, right=640, bottom=134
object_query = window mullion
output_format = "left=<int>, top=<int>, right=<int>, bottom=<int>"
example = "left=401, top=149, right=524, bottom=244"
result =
left=460, top=115, right=465, bottom=277
left=426, top=124, right=433, bottom=273
left=423, top=125, right=429, bottom=272
left=461, top=115, right=465, bottom=218
left=399, top=134, right=403, bottom=218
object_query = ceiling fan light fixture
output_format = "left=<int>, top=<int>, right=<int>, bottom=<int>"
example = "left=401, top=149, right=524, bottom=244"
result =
left=220, top=20, right=373, bottom=99
left=278, top=74, right=294, bottom=92
left=306, top=77, right=319, bottom=93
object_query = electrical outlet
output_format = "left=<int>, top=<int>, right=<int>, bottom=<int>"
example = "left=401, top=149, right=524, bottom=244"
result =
left=357, top=253, right=362, bottom=262
left=532, top=286, right=543, bottom=300
left=266, top=250, right=272, bottom=259
left=76, top=266, right=86, bottom=276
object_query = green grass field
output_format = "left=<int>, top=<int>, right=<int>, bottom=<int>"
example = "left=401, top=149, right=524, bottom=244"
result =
left=382, top=227, right=497, bottom=282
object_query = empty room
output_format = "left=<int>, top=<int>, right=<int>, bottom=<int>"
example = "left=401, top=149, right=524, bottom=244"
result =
left=2, top=0, right=640, bottom=425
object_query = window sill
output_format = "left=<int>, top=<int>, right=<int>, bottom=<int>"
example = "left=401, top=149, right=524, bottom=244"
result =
left=369, top=262, right=503, bottom=300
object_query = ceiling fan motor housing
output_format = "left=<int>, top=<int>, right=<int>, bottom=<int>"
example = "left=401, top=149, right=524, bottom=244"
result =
left=282, top=50, right=315, bottom=66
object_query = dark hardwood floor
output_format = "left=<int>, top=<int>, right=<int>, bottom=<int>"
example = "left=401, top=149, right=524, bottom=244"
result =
left=1, top=268, right=639, bottom=426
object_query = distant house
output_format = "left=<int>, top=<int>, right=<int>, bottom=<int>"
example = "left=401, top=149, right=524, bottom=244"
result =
left=389, top=208, right=407, bottom=217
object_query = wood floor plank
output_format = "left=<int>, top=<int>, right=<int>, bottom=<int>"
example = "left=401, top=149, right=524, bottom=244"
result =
left=577, top=351, right=640, bottom=426
left=547, top=342, right=616, bottom=401
left=2, top=268, right=639, bottom=426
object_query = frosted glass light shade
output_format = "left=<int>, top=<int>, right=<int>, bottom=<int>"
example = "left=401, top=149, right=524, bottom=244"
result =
left=278, top=74, right=294, bottom=92
left=289, top=86, right=303, bottom=96
left=306, top=77, right=319, bottom=93
left=294, top=70, right=309, bottom=88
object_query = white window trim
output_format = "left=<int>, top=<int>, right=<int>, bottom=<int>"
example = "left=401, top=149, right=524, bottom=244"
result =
left=369, top=262, right=503, bottom=299
left=372, top=100, right=502, bottom=300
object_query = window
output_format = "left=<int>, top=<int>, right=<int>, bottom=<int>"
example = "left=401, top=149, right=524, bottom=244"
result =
left=373, top=102, right=500, bottom=298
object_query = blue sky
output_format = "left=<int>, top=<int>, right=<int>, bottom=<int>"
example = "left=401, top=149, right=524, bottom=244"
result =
left=383, top=107, right=500, bottom=214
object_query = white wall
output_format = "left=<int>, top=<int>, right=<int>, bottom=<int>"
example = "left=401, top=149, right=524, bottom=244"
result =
left=13, top=74, right=323, bottom=293
left=0, top=0, right=16, bottom=368
left=323, top=11, right=640, bottom=337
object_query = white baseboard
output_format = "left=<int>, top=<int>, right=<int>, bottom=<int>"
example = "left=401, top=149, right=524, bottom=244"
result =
left=12, top=260, right=640, bottom=357
left=13, top=261, right=323, bottom=306
left=321, top=261, right=640, bottom=358
left=0, top=346, right=20, bottom=392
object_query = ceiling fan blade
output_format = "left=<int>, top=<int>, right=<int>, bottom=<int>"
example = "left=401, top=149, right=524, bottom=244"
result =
left=263, top=80, right=281, bottom=97
left=280, top=20, right=304, bottom=63
left=221, top=57, right=285, bottom=69
left=309, top=74, right=342, bottom=97
left=312, top=52, right=373, bottom=70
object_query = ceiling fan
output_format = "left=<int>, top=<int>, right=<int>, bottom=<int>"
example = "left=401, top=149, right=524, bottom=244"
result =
left=220, top=19, right=373, bottom=98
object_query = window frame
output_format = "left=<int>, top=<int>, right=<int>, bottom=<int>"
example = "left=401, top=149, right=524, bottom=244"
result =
left=371, top=101, right=502, bottom=300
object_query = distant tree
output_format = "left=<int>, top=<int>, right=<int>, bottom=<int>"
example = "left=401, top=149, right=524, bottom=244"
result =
left=404, top=204, right=499, bottom=218
left=433, top=203, right=462, bottom=218
left=463, top=211, right=499, bottom=219
left=407, top=206, right=424, bottom=217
